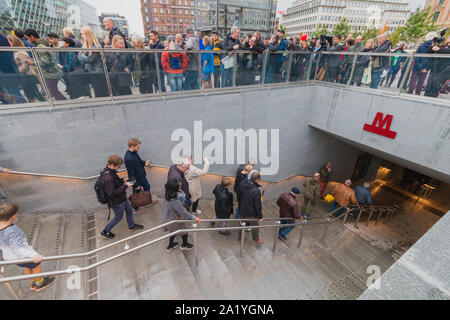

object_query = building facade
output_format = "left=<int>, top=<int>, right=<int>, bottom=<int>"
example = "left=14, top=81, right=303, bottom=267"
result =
left=425, top=0, right=449, bottom=29
left=98, top=12, right=130, bottom=38
left=282, top=0, right=410, bottom=38
left=0, top=0, right=70, bottom=36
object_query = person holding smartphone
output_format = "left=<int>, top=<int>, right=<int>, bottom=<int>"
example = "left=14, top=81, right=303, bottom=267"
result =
left=124, top=138, right=152, bottom=212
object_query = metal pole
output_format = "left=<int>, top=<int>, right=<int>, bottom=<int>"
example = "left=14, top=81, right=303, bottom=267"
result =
left=0, top=268, right=20, bottom=300
left=154, top=51, right=163, bottom=95
left=297, top=223, right=305, bottom=249
left=215, top=0, right=219, bottom=34
left=193, top=223, right=199, bottom=267
left=375, top=209, right=384, bottom=225
left=261, top=51, right=268, bottom=85
left=272, top=221, right=280, bottom=257
left=398, top=54, right=414, bottom=95
left=30, top=48, right=53, bottom=107
left=285, top=51, right=294, bottom=83
left=232, top=52, right=237, bottom=88
left=198, top=51, right=203, bottom=92
left=346, top=53, right=358, bottom=87
left=366, top=208, right=375, bottom=226
left=99, top=49, right=114, bottom=102
left=239, top=222, right=245, bottom=257
left=313, top=53, right=321, bottom=81
left=305, top=53, right=313, bottom=83
left=354, top=207, right=362, bottom=228
left=343, top=208, right=349, bottom=223
left=194, top=0, right=198, bottom=30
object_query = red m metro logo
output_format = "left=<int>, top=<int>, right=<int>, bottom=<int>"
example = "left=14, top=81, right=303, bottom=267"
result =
left=363, top=112, right=397, bottom=139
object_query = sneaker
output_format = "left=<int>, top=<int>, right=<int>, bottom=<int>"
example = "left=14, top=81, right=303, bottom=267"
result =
left=166, top=242, right=179, bottom=253
left=245, top=228, right=252, bottom=232
left=278, top=234, right=287, bottom=241
left=302, top=214, right=311, bottom=219
left=219, top=230, right=231, bottom=236
left=100, top=230, right=115, bottom=239
left=128, top=224, right=144, bottom=231
left=180, top=243, right=194, bottom=251
left=254, top=238, right=264, bottom=244
left=30, top=283, right=37, bottom=291
left=35, top=277, right=56, bottom=292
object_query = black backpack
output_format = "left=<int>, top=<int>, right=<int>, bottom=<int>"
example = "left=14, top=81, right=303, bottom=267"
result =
left=169, top=54, right=183, bottom=69
left=94, top=171, right=110, bottom=205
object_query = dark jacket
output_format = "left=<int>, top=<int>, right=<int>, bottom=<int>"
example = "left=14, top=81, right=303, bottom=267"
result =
left=106, top=52, right=134, bottom=73
left=68, top=35, right=82, bottom=48
left=237, top=180, right=262, bottom=219
left=325, top=42, right=344, bottom=67
left=106, top=26, right=130, bottom=48
left=100, top=167, right=128, bottom=208
left=213, top=185, right=234, bottom=219
left=354, top=186, right=373, bottom=205
left=277, top=193, right=301, bottom=219
left=124, top=150, right=147, bottom=183
left=372, top=39, right=392, bottom=71
left=319, top=165, right=331, bottom=183
left=0, top=34, right=19, bottom=74
left=413, top=40, right=433, bottom=71
left=221, top=34, right=242, bottom=51
left=167, top=165, right=191, bottom=200
left=233, top=164, right=247, bottom=193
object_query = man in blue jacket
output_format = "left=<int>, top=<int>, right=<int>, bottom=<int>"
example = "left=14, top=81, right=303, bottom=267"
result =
left=408, top=32, right=436, bottom=95
left=124, top=138, right=151, bottom=211
left=354, top=182, right=373, bottom=218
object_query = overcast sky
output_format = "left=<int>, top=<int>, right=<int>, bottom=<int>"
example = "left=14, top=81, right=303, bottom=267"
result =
left=89, top=0, right=427, bottom=36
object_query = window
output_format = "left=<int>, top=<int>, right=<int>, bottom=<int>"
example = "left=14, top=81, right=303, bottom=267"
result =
left=160, top=8, right=163, bottom=13
left=154, top=16, right=158, bottom=22
left=433, top=11, right=440, bottom=21
left=153, top=8, right=157, bottom=13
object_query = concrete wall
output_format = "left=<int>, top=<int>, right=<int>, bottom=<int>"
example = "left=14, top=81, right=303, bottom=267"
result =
left=0, top=85, right=360, bottom=183
left=309, top=85, right=450, bottom=184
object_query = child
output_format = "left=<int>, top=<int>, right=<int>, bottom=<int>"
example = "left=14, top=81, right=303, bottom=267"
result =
left=213, top=177, right=234, bottom=236
left=0, top=203, right=55, bottom=292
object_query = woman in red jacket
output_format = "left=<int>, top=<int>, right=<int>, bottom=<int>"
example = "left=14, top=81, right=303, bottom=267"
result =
left=161, top=41, right=187, bottom=92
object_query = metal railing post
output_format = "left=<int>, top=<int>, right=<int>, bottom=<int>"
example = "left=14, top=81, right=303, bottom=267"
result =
left=154, top=51, right=163, bottom=95
left=354, top=207, right=362, bottom=228
left=346, top=53, right=358, bottom=87
left=366, top=208, right=375, bottom=226
left=239, top=222, right=245, bottom=257
left=343, top=207, right=349, bottom=223
left=398, top=54, right=414, bottom=95
left=30, top=48, right=53, bottom=107
left=305, top=53, right=313, bottom=83
left=285, top=51, right=294, bottom=83
left=312, top=53, right=321, bottom=81
left=261, top=51, right=268, bottom=85
left=272, top=220, right=280, bottom=257
left=297, top=222, right=305, bottom=249
left=0, top=267, right=20, bottom=300
left=232, top=52, right=237, bottom=88
left=193, top=223, right=199, bottom=267
left=375, top=209, right=384, bottom=225
left=99, top=49, right=114, bottom=102
left=198, top=51, right=203, bottom=92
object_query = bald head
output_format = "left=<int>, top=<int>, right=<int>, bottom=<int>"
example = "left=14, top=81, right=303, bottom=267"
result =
left=344, top=179, right=352, bottom=186
left=103, top=17, right=115, bottom=31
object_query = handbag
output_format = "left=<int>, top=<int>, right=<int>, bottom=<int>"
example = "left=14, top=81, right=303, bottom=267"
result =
left=362, top=62, right=372, bottom=85
left=221, top=55, right=234, bottom=70
left=316, top=66, right=326, bottom=81
left=129, top=191, right=152, bottom=208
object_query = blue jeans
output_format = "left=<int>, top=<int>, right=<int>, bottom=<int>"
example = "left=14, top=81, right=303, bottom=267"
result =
left=221, top=64, right=233, bottom=87
left=104, top=200, right=135, bottom=232
left=370, top=69, right=383, bottom=89
left=184, top=71, right=199, bottom=90
left=167, top=73, right=183, bottom=92
left=278, top=219, right=295, bottom=238
left=332, top=201, right=345, bottom=218
left=234, top=207, right=240, bottom=219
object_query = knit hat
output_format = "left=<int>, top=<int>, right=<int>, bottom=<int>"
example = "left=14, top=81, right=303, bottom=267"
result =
left=291, top=187, right=301, bottom=195
left=186, top=27, right=194, bottom=35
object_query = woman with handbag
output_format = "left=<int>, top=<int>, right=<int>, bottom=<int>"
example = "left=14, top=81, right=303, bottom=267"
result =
left=351, top=39, right=374, bottom=87
left=106, top=35, right=134, bottom=96
left=162, top=178, right=201, bottom=252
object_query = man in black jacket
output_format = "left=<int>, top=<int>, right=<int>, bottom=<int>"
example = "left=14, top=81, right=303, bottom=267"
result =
left=102, top=17, right=130, bottom=48
left=100, top=155, right=143, bottom=239
left=220, top=26, right=242, bottom=87
left=150, top=30, right=166, bottom=92
left=124, top=138, right=151, bottom=211
left=167, top=157, right=191, bottom=210
left=370, top=33, right=392, bottom=89
left=237, top=170, right=264, bottom=244
left=325, top=34, right=344, bottom=82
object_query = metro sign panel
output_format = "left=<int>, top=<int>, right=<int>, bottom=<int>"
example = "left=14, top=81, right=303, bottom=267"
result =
left=363, top=112, right=397, bottom=139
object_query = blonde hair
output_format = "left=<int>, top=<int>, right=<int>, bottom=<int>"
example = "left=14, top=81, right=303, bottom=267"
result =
left=203, top=35, right=211, bottom=47
left=133, top=36, right=143, bottom=48
left=111, top=35, right=125, bottom=48
left=7, top=35, right=24, bottom=47
left=80, top=26, right=101, bottom=48
left=63, top=27, right=74, bottom=36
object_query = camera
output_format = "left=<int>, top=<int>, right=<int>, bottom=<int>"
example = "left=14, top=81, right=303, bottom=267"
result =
left=319, top=34, right=333, bottom=49
left=432, top=28, right=447, bottom=46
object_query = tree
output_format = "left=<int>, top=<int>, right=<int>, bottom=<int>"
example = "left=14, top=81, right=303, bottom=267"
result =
left=313, top=24, right=329, bottom=38
left=334, top=18, right=350, bottom=38
left=402, top=7, right=436, bottom=43
left=362, top=24, right=379, bottom=44
left=389, top=26, right=406, bottom=46
left=278, top=24, right=287, bottom=37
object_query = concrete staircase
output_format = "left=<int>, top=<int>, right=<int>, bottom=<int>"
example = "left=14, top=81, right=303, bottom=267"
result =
left=0, top=199, right=400, bottom=300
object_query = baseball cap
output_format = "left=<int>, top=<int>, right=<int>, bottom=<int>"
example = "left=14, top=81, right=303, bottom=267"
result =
left=291, top=187, right=301, bottom=195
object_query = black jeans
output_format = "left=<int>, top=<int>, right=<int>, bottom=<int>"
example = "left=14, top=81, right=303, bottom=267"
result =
left=192, top=200, right=199, bottom=213
left=169, top=234, right=188, bottom=246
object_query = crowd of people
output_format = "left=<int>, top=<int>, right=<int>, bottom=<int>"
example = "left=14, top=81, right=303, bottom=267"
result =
left=1, top=145, right=377, bottom=294
left=1, top=17, right=449, bottom=104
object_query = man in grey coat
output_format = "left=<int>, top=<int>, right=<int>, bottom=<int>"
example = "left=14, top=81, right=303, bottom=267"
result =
left=184, top=27, right=200, bottom=90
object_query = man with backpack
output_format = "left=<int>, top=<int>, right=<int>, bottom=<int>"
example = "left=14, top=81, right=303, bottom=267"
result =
left=102, top=17, right=132, bottom=48
left=162, top=41, right=187, bottom=92
left=97, top=155, right=144, bottom=239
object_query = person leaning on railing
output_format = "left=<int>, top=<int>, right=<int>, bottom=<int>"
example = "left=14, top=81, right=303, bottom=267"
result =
left=132, top=36, right=155, bottom=95
left=277, top=187, right=302, bottom=241
left=424, top=36, right=450, bottom=98
left=331, top=179, right=359, bottom=218
left=351, top=39, right=375, bottom=87
left=105, top=35, right=134, bottom=96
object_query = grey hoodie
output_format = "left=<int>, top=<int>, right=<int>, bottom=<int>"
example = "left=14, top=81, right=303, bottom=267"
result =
left=185, top=34, right=200, bottom=71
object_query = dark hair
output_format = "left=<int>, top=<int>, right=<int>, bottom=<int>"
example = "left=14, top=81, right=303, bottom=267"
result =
left=25, top=28, right=40, bottom=39
left=150, top=30, right=159, bottom=36
left=278, top=29, right=285, bottom=34
left=14, top=29, right=25, bottom=38
left=62, top=37, right=75, bottom=47
left=47, top=32, right=59, bottom=39
left=347, top=39, right=355, bottom=46
left=335, top=34, right=343, bottom=40
left=0, top=203, right=19, bottom=222
left=165, top=178, right=181, bottom=201
left=250, top=171, right=261, bottom=182
left=107, top=155, right=123, bottom=167
left=221, top=177, right=232, bottom=187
